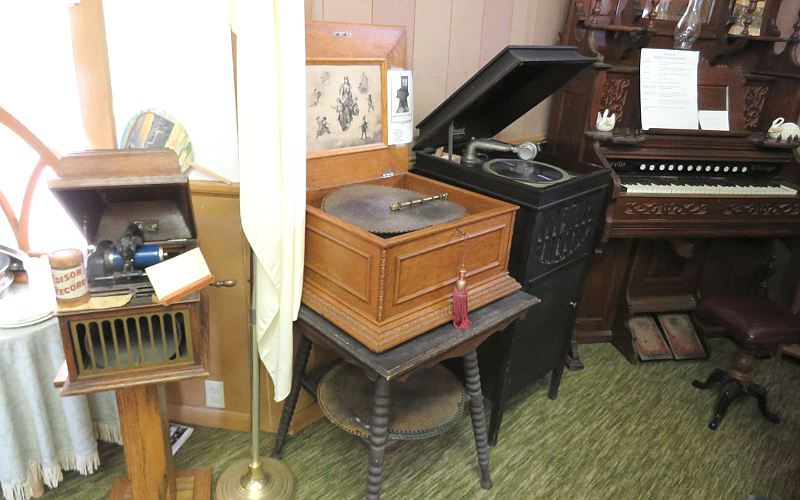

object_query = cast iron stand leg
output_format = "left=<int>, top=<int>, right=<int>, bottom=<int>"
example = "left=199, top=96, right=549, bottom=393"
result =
left=745, top=383, right=780, bottom=424
left=365, top=377, right=391, bottom=500
left=488, top=327, right=515, bottom=447
left=463, top=350, right=493, bottom=490
left=709, top=379, right=743, bottom=430
left=271, top=334, right=312, bottom=458
left=692, top=368, right=727, bottom=390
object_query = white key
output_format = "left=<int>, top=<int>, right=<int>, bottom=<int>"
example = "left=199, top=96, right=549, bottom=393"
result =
left=621, top=182, right=797, bottom=197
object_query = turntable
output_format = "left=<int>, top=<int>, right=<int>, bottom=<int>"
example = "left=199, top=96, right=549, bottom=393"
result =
left=302, top=22, right=520, bottom=353
left=411, top=46, right=613, bottom=414
left=482, top=158, right=572, bottom=188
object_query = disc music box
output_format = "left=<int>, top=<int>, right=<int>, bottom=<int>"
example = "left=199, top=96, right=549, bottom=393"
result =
left=303, top=22, right=520, bottom=352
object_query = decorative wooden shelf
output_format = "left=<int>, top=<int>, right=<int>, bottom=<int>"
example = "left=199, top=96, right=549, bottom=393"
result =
left=581, top=21, right=652, bottom=34
left=749, top=132, right=800, bottom=149
left=585, top=129, right=647, bottom=145
left=728, top=34, right=794, bottom=43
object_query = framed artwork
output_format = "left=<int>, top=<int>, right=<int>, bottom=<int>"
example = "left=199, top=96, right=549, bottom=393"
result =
left=728, top=0, right=765, bottom=36
left=306, top=63, right=384, bottom=154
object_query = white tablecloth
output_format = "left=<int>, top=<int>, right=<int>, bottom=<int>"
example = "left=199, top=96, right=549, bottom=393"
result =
left=0, top=318, right=121, bottom=500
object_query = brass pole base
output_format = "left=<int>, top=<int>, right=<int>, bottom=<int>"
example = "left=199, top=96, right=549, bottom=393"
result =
left=215, top=458, right=295, bottom=500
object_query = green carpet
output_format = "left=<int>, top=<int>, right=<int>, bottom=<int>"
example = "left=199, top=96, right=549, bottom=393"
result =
left=42, top=339, right=800, bottom=499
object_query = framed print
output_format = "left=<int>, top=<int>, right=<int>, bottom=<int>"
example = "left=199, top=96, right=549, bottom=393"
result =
left=306, top=63, right=384, bottom=154
left=728, top=0, right=765, bottom=36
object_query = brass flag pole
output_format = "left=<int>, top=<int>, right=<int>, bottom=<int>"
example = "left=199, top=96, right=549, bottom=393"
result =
left=216, top=252, right=295, bottom=499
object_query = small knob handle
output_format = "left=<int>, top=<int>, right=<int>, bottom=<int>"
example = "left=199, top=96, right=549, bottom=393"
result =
left=569, top=301, right=578, bottom=309
left=210, top=279, right=237, bottom=288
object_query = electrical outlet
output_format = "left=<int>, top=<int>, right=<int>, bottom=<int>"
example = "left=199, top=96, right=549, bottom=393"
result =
left=204, top=380, right=225, bottom=409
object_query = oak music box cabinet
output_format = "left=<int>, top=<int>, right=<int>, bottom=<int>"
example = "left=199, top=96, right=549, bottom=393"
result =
left=303, top=21, right=520, bottom=353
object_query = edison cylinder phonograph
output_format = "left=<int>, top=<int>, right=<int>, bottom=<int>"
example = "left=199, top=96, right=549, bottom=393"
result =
left=49, top=149, right=199, bottom=297
left=48, top=148, right=212, bottom=499
left=412, top=46, right=613, bottom=435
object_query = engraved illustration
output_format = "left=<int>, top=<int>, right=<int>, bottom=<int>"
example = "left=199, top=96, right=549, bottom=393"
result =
left=307, top=64, right=382, bottom=153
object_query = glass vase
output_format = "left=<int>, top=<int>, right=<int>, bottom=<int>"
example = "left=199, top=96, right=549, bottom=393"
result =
left=674, top=0, right=704, bottom=49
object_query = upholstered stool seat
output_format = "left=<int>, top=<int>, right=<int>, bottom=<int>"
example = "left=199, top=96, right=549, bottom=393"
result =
left=693, top=296, right=800, bottom=430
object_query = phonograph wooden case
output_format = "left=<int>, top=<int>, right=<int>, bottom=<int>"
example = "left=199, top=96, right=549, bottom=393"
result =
left=48, top=149, right=208, bottom=393
left=303, top=22, right=520, bottom=352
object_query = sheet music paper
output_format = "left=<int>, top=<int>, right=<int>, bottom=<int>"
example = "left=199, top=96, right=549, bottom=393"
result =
left=387, top=69, right=413, bottom=145
left=640, top=49, right=700, bottom=130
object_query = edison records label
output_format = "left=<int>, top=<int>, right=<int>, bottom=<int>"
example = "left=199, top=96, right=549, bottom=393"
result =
left=49, top=248, right=90, bottom=306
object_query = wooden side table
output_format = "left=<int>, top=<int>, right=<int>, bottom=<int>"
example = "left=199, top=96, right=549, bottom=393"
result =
left=271, top=291, right=538, bottom=499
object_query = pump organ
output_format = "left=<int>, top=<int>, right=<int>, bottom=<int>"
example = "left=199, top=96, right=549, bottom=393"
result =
left=548, top=0, right=800, bottom=361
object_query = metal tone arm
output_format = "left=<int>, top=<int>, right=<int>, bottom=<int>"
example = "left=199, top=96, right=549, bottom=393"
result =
left=461, top=139, right=540, bottom=167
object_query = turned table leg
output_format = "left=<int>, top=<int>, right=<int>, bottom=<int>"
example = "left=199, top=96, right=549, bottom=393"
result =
left=365, top=377, right=391, bottom=500
left=271, top=335, right=312, bottom=458
left=463, top=350, right=493, bottom=490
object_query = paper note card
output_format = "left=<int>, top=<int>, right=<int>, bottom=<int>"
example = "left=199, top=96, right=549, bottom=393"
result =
left=146, top=247, right=213, bottom=305
left=698, top=110, right=730, bottom=131
left=640, top=49, right=699, bottom=130
left=387, top=69, right=414, bottom=145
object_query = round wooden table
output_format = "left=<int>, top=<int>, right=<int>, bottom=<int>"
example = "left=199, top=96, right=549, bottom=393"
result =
left=0, top=317, right=119, bottom=500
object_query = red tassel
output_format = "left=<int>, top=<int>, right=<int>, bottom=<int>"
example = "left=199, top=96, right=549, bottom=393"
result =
left=452, top=268, right=471, bottom=329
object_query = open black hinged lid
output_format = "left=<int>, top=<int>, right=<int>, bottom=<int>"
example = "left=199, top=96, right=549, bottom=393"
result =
left=414, top=46, right=596, bottom=151
left=48, top=149, right=197, bottom=244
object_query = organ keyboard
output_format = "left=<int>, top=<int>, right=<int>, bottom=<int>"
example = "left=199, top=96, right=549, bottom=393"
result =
left=597, top=153, right=800, bottom=238
left=622, top=180, right=797, bottom=197
left=611, top=157, right=798, bottom=197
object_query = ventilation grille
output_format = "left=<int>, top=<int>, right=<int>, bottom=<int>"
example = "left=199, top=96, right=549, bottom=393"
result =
left=535, top=198, right=597, bottom=265
left=69, top=309, right=193, bottom=375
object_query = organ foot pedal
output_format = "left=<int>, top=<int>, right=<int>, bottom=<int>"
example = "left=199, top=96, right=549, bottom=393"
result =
left=629, top=313, right=707, bottom=362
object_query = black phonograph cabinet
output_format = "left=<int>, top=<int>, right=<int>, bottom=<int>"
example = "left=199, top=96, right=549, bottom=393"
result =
left=411, top=46, right=612, bottom=440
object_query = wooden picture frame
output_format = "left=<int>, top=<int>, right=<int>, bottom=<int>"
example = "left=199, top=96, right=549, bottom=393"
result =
left=729, top=0, right=765, bottom=36
left=305, top=21, right=408, bottom=190
left=306, top=59, right=388, bottom=158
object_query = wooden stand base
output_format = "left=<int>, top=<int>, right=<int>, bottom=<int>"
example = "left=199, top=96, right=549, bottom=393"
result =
left=110, top=468, right=212, bottom=500
left=111, top=384, right=211, bottom=500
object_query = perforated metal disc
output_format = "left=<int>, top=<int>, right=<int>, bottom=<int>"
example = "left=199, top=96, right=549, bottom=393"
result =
left=321, top=184, right=465, bottom=234
left=317, top=363, right=467, bottom=440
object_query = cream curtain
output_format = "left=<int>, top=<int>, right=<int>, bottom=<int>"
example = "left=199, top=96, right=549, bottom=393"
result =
left=235, top=1, right=306, bottom=401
